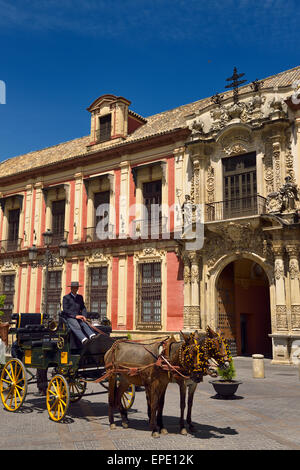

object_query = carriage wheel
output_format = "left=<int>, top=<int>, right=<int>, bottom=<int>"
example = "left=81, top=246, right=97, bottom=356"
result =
left=69, top=377, right=87, bottom=403
left=121, top=384, right=135, bottom=410
left=46, top=374, right=70, bottom=422
left=0, top=358, right=27, bottom=412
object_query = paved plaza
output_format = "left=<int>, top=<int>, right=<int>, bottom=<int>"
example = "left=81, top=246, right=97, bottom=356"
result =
left=1, top=357, right=300, bottom=451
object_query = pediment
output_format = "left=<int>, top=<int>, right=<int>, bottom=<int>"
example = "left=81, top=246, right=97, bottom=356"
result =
left=87, top=94, right=131, bottom=113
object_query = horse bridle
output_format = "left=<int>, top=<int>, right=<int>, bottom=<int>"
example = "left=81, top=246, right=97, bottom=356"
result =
left=179, top=333, right=231, bottom=375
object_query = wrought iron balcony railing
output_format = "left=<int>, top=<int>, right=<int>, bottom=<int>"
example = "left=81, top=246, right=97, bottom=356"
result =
left=84, top=225, right=115, bottom=242
left=49, top=231, right=69, bottom=246
left=131, top=217, right=169, bottom=238
left=205, top=194, right=266, bottom=222
left=0, top=238, right=23, bottom=252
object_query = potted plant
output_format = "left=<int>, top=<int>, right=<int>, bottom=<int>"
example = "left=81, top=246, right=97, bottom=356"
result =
left=209, top=358, right=242, bottom=398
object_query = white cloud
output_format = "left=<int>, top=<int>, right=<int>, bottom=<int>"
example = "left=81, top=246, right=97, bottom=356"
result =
left=0, top=0, right=298, bottom=48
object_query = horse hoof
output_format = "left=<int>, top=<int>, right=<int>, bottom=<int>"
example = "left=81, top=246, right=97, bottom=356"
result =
left=110, top=424, right=117, bottom=430
left=180, top=428, right=188, bottom=435
left=152, top=432, right=160, bottom=438
left=122, top=422, right=129, bottom=429
left=160, top=428, right=168, bottom=435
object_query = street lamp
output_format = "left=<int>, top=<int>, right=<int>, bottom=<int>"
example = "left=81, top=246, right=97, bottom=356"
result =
left=28, top=230, right=68, bottom=318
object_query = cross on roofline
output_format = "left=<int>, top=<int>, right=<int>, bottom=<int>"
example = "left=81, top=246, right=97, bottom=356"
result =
left=225, top=67, right=247, bottom=104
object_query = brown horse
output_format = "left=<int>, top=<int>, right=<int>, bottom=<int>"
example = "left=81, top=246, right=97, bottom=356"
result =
left=173, top=326, right=231, bottom=434
left=104, top=334, right=204, bottom=437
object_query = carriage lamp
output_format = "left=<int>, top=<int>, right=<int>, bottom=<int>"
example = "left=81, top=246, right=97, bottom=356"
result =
left=42, top=229, right=53, bottom=247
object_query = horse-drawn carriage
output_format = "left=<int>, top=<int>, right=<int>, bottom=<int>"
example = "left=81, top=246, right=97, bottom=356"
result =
left=0, top=312, right=135, bottom=422
left=1, top=310, right=231, bottom=436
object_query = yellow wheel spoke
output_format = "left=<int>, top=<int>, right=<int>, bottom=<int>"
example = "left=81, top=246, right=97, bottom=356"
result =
left=47, top=375, right=69, bottom=422
left=0, top=359, right=27, bottom=412
left=4, top=368, right=14, bottom=383
left=1, top=378, right=12, bottom=385
left=59, top=398, right=67, bottom=408
left=4, top=387, right=14, bottom=403
left=49, top=398, right=58, bottom=411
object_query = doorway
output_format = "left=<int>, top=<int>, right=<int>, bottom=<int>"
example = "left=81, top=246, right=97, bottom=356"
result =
left=217, top=259, right=272, bottom=357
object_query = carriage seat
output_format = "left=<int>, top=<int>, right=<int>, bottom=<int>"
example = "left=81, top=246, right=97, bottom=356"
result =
left=59, top=311, right=112, bottom=351
left=10, top=313, right=60, bottom=353
left=10, top=313, right=51, bottom=339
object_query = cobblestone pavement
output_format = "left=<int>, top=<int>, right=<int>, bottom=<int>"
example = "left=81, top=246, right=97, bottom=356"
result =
left=1, top=357, right=300, bottom=451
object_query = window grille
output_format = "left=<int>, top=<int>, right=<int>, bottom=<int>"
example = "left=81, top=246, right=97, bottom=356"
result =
left=137, top=262, right=161, bottom=329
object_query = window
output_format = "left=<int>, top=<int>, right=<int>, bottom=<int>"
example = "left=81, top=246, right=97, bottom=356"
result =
left=94, top=191, right=110, bottom=238
left=88, top=267, right=108, bottom=320
left=51, top=200, right=65, bottom=244
left=7, top=209, right=20, bottom=250
left=0, top=275, right=15, bottom=322
left=143, top=180, right=162, bottom=235
left=223, top=152, right=257, bottom=218
left=137, top=262, right=161, bottom=327
left=46, top=271, right=62, bottom=318
left=99, top=114, right=111, bottom=142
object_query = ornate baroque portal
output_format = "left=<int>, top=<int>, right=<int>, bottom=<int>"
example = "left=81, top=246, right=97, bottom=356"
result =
left=181, top=69, right=300, bottom=364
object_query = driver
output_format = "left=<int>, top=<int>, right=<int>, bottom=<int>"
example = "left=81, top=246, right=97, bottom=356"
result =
left=62, top=281, right=97, bottom=345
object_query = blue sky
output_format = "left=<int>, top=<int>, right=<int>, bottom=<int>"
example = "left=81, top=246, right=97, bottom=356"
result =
left=0, top=0, right=300, bottom=161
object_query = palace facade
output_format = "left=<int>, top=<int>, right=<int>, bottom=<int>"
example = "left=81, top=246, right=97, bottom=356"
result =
left=1, top=66, right=300, bottom=364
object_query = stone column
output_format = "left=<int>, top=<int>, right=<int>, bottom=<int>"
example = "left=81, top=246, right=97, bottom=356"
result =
left=273, top=244, right=288, bottom=331
left=183, top=254, right=191, bottom=306
left=23, top=184, right=33, bottom=248
left=73, top=172, right=83, bottom=242
left=191, top=157, right=200, bottom=205
left=187, top=251, right=201, bottom=329
left=119, top=161, right=129, bottom=238
left=271, top=244, right=291, bottom=364
left=286, top=245, right=300, bottom=330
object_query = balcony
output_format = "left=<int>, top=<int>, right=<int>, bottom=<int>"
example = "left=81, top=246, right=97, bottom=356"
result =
left=84, top=225, right=115, bottom=242
left=0, top=238, right=22, bottom=252
left=131, top=217, right=169, bottom=238
left=50, top=231, right=69, bottom=246
left=205, top=195, right=266, bottom=222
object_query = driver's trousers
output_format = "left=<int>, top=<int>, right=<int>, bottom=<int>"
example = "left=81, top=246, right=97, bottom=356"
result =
left=65, top=317, right=95, bottom=343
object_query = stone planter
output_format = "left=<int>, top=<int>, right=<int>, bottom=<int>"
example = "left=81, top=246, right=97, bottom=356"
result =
left=209, top=379, right=242, bottom=398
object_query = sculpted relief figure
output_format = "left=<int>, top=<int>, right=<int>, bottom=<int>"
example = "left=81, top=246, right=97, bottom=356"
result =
left=266, top=176, right=299, bottom=214
left=280, top=175, right=299, bottom=211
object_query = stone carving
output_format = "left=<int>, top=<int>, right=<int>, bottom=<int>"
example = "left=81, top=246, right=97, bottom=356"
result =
left=289, top=259, right=299, bottom=280
left=269, top=96, right=287, bottom=119
left=219, top=129, right=252, bottom=157
left=263, top=141, right=274, bottom=194
left=266, top=191, right=283, bottom=213
left=266, top=175, right=299, bottom=214
left=274, top=259, right=284, bottom=280
left=183, top=306, right=200, bottom=329
left=205, top=223, right=273, bottom=274
left=208, top=94, right=266, bottom=133
left=206, top=165, right=215, bottom=203
left=280, top=175, right=299, bottom=211
left=276, top=305, right=288, bottom=330
left=191, top=119, right=204, bottom=136
left=291, top=305, right=300, bottom=329
left=183, top=263, right=191, bottom=285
